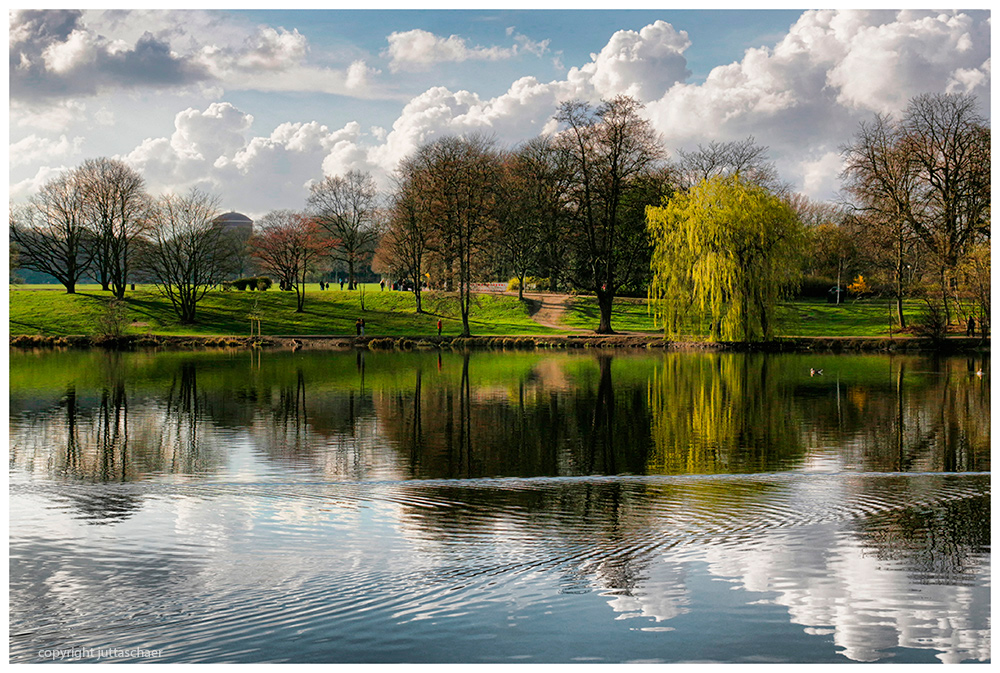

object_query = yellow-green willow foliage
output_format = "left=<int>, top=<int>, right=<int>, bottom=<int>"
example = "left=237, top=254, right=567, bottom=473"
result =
left=647, top=175, right=805, bottom=341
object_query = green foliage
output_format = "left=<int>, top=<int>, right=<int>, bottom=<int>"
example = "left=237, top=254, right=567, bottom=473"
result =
left=507, top=276, right=551, bottom=292
left=232, top=276, right=271, bottom=291
left=647, top=175, right=806, bottom=342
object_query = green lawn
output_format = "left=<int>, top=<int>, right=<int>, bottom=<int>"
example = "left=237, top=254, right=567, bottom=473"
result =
left=562, top=295, right=968, bottom=338
left=9, top=283, right=977, bottom=339
left=9, top=284, right=564, bottom=337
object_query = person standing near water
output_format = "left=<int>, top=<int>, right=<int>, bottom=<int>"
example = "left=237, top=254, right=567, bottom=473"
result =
left=437, top=319, right=442, bottom=336
left=360, top=318, right=366, bottom=336
left=355, top=318, right=361, bottom=336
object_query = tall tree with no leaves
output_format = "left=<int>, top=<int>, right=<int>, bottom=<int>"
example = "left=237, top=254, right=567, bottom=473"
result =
left=405, top=134, right=503, bottom=336
left=252, top=211, right=330, bottom=313
left=140, top=189, right=237, bottom=324
left=9, top=169, right=94, bottom=294
left=308, top=170, right=379, bottom=289
left=842, top=93, right=990, bottom=323
left=554, top=95, right=665, bottom=333
left=376, top=163, right=433, bottom=313
left=78, top=157, right=151, bottom=299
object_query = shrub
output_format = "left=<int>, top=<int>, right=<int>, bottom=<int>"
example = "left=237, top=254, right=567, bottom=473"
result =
left=233, top=278, right=249, bottom=291
left=913, top=302, right=949, bottom=342
left=508, top=276, right=551, bottom=291
left=221, top=281, right=233, bottom=292
left=256, top=277, right=272, bottom=291
left=95, top=299, right=131, bottom=340
left=847, top=274, right=870, bottom=297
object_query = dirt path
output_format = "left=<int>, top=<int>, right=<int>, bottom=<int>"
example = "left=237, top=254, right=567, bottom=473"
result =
left=515, top=292, right=586, bottom=332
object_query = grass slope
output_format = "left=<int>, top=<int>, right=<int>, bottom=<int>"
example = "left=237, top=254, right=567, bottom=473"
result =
left=561, top=295, right=960, bottom=338
left=9, top=283, right=562, bottom=337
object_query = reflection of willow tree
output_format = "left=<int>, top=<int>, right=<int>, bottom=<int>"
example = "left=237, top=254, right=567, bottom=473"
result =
left=797, top=356, right=990, bottom=472
left=647, top=353, right=805, bottom=474
left=377, top=353, right=653, bottom=479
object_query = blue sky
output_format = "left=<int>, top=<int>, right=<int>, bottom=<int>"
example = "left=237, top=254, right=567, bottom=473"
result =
left=9, top=8, right=991, bottom=217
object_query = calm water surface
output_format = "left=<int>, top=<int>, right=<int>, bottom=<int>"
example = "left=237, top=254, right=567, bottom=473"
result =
left=9, top=349, right=990, bottom=663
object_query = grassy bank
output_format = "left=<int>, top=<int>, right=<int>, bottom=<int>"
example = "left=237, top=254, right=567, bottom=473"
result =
left=9, top=284, right=561, bottom=338
left=563, top=296, right=973, bottom=338
left=9, top=283, right=982, bottom=340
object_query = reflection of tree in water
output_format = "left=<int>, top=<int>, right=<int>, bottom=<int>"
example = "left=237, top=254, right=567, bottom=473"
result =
left=796, top=356, right=990, bottom=472
left=647, top=353, right=805, bottom=474
left=395, top=480, right=665, bottom=602
left=393, top=475, right=793, bottom=623
left=376, top=352, right=652, bottom=479
left=852, top=479, right=990, bottom=584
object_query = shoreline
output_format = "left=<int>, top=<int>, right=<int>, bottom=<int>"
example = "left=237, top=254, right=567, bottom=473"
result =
left=9, top=333, right=990, bottom=353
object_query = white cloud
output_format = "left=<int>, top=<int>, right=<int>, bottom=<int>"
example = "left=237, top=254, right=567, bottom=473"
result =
left=644, top=9, right=990, bottom=187
left=120, top=102, right=374, bottom=217
left=384, top=28, right=549, bottom=73
left=795, top=150, right=845, bottom=200
left=570, top=20, right=691, bottom=102
left=10, top=134, right=85, bottom=167
left=385, top=29, right=513, bottom=72
left=9, top=164, right=73, bottom=202
left=10, top=99, right=88, bottom=132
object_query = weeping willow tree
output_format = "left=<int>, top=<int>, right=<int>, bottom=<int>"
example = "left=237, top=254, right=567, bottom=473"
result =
left=647, top=175, right=805, bottom=341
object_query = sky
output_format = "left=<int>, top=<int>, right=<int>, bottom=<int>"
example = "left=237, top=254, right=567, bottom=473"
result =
left=7, top=7, right=992, bottom=219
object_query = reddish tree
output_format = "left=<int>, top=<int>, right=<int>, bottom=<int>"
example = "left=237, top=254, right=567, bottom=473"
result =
left=251, top=210, right=330, bottom=313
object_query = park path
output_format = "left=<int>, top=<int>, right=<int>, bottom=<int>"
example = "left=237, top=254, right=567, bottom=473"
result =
left=515, top=292, right=587, bottom=332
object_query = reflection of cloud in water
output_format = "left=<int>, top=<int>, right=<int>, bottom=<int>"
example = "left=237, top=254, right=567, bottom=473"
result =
left=592, top=477, right=990, bottom=663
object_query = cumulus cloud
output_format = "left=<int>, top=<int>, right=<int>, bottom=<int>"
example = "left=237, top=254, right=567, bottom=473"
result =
left=9, top=164, right=74, bottom=202
left=9, top=134, right=85, bottom=167
left=120, top=102, right=372, bottom=216
left=569, top=20, right=691, bottom=102
left=9, top=10, right=390, bottom=103
left=646, top=9, right=991, bottom=153
left=11, top=9, right=990, bottom=208
left=10, top=9, right=211, bottom=101
left=385, top=28, right=549, bottom=72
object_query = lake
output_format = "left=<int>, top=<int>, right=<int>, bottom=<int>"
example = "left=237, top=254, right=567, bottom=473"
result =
left=9, top=348, right=990, bottom=663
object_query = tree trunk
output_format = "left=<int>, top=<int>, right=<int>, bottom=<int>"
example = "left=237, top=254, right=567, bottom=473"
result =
left=595, top=288, right=615, bottom=334
left=413, top=287, right=422, bottom=314
left=518, top=272, right=525, bottom=301
left=940, top=266, right=951, bottom=327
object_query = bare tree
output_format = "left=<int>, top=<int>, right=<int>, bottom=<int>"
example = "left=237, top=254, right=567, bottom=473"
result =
left=78, top=158, right=151, bottom=299
left=140, top=189, right=236, bottom=324
left=842, top=93, right=990, bottom=323
left=308, top=170, right=379, bottom=290
left=10, top=169, right=94, bottom=293
left=554, top=95, right=666, bottom=333
left=252, top=211, right=330, bottom=313
left=676, top=136, right=783, bottom=192
left=402, top=134, right=503, bottom=335
left=377, top=164, right=433, bottom=313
